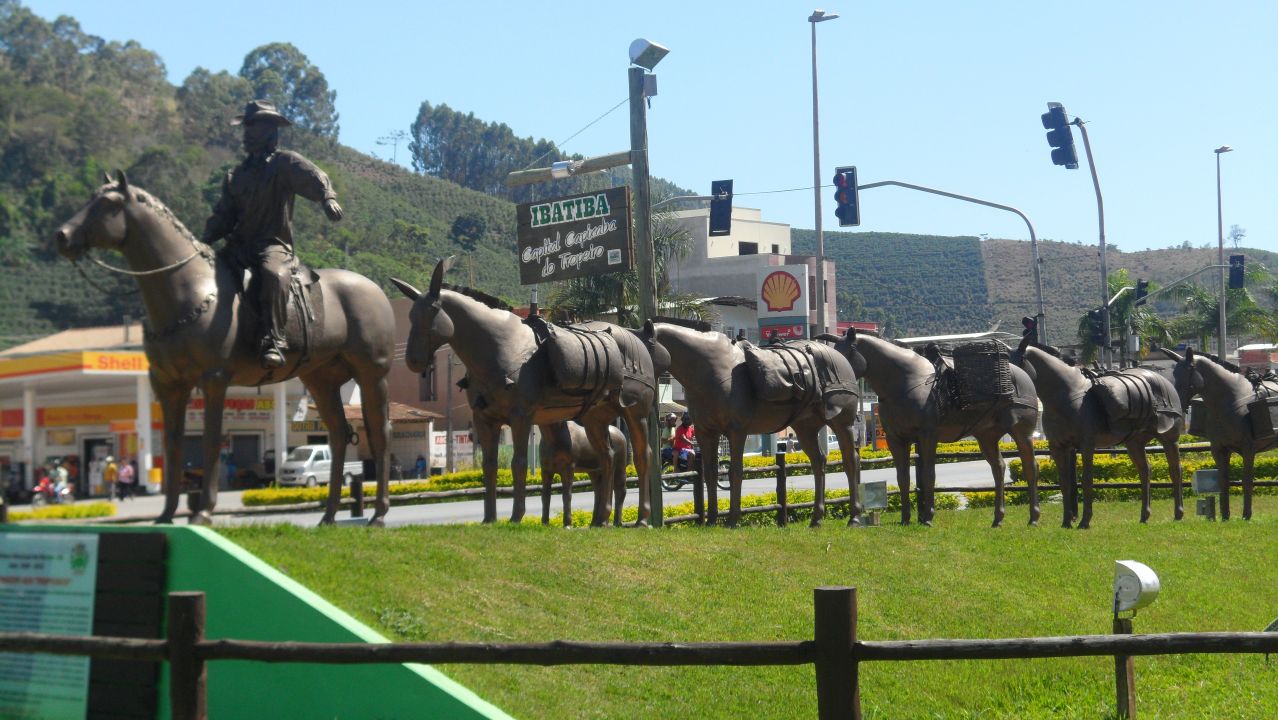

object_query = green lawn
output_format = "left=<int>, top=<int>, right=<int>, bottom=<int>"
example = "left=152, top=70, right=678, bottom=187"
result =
left=222, top=496, right=1278, bottom=719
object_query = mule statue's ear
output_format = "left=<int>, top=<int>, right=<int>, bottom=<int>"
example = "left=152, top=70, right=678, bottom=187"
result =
left=117, top=170, right=130, bottom=198
left=389, top=277, right=422, bottom=301
left=428, top=256, right=455, bottom=296
left=643, top=319, right=655, bottom=337
left=103, top=171, right=113, bottom=185
left=1160, top=348, right=1185, bottom=363
left=1185, top=347, right=1195, bottom=360
left=846, top=327, right=856, bottom=340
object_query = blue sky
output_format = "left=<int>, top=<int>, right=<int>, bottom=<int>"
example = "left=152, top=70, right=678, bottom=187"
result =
left=27, top=1, right=1278, bottom=257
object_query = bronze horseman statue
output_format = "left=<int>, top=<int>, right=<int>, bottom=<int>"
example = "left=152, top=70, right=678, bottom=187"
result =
left=203, top=99, right=344, bottom=369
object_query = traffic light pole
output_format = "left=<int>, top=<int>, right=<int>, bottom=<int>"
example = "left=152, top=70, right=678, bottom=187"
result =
left=857, top=179, right=1047, bottom=343
left=1072, top=118, right=1110, bottom=368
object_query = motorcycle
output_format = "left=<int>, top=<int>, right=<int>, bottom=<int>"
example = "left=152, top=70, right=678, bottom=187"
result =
left=31, top=478, right=74, bottom=507
left=661, top=443, right=731, bottom=492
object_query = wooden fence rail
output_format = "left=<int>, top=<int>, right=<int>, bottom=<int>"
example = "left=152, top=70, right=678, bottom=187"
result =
left=2, top=588, right=1275, bottom=719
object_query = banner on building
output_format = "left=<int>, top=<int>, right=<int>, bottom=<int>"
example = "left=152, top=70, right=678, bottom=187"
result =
left=516, top=187, right=633, bottom=285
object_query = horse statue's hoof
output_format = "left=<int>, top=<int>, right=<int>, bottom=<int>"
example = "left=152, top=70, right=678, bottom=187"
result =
left=189, top=511, right=213, bottom=527
left=366, top=517, right=385, bottom=528
left=318, top=515, right=336, bottom=527
left=155, top=515, right=174, bottom=526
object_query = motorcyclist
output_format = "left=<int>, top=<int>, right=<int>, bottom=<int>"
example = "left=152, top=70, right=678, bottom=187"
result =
left=673, top=413, right=696, bottom=471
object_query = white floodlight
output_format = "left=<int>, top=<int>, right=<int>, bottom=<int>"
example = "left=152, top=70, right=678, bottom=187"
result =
left=629, top=38, right=669, bottom=70
left=1113, top=560, right=1160, bottom=614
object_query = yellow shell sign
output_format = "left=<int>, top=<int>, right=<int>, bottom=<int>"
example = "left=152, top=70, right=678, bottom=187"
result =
left=760, top=270, right=802, bottom=312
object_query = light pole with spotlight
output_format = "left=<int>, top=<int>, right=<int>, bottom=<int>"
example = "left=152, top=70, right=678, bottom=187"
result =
left=810, top=9, right=838, bottom=338
left=629, top=38, right=668, bottom=526
left=1215, top=145, right=1232, bottom=358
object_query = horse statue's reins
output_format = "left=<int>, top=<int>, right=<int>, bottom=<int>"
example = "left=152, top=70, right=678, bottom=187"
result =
left=73, top=244, right=211, bottom=296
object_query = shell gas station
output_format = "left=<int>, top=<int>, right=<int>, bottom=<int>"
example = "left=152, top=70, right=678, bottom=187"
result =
left=0, top=318, right=441, bottom=501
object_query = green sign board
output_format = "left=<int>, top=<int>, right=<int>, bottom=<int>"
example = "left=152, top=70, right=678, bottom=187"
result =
left=516, top=186, right=633, bottom=285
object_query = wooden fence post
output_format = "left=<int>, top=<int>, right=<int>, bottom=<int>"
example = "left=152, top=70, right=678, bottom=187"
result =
left=169, top=592, right=207, bottom=720
left=814, top=586, right=860, bottom=720
left=692, top=461, right=705, bottom=525
left=1114, top=616, right=1136, bottom=718
left=776, top=451, right=789, bottom=527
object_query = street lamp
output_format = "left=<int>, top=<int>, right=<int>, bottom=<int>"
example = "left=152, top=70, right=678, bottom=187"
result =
left=810, top=9, right=838, bottom=338
left=629, top=38, right=668, bottom=526
left=1215, top=145, right=1232, bottom=358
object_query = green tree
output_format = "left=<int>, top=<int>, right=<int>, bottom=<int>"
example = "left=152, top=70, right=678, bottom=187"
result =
left=448, top=212, right=486, bottom=253
left=177, top=68, right=253, bottom=150
left=1165, top=282, right=1271, bottom=354
left=239, top=43, right=338, bottom=138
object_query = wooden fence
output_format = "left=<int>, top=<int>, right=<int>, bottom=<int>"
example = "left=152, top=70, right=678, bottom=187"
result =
left=2, top=587, right=1276, bottom=719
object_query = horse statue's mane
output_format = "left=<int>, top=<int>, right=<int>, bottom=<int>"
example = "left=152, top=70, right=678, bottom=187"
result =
left=651, top=315, right=712, bottom=332
left=441, top=282, right=512, bottom=312
left=1200, top=351, right=1243, bottom=374
left=106, top=182, right=212, bottom=254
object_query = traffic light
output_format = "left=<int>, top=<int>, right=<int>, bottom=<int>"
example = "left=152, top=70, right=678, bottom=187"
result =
left=832, top=166, right=859, bottom=227
left=1229, top=254, right=1245, bottom=289
left=1135, top=279, right=1149, bottom=306
left=1041, top=102, right=1079, bottom=169
left=709, top=179, right=733, bottom=236
left=1087, top=309, right=1105, bottom=346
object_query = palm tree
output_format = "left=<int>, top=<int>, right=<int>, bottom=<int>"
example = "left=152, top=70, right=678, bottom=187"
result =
left=1074, top=269, right=1175, bottom=364
left=1168, top=283, right=1271, bottom=353
left=545, top=209, right=713, bottom=326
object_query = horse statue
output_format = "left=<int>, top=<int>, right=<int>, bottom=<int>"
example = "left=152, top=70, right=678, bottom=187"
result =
left=1163, top=347, right=1271, bottom=520
left=646, top=319, right=862, bottom=528
left=825, top=329, right=1041, bottom=527
left=393, top=257, right=660, bottom=526
left=1010, top=333, right=1184, bottom=528
left=53, top=174, right=395, bottom=525
left=539, top=421, right=628, bottom=527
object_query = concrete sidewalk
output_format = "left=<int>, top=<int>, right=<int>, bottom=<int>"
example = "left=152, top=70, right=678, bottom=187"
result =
left=8, top=488, right=251, bottom=523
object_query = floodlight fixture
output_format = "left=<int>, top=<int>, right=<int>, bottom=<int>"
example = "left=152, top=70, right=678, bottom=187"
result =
left=629, top=38, right=669, bottom=70
left=1113, top=560, right=1160, bottom=615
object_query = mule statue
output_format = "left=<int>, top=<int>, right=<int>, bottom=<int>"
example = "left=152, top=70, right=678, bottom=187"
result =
left=646, top=319, right=861, bottom=528
left=393, top=257, right=660, bottom=526
left=1010, top=332, right=1183, bottom=528
left=1163, top=347, right=1272, bottom=520
left=54, top=175, right=395, bottom=525
left=825, top=329, right=1040, bottom=527
left=539, top=421, right=628, bottom=527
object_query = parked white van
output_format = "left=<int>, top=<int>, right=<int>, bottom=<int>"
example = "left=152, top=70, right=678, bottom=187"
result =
left=276, top=445, right=363, bottom=487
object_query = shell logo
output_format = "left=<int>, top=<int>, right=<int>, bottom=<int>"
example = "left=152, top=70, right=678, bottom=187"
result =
left=761, top=271, right=802, bottom=312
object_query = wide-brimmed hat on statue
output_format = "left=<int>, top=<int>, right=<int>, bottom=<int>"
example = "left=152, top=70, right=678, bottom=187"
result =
left=232, top=100, right=292, bottom=127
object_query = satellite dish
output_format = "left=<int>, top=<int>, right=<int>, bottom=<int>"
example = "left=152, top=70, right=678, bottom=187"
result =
left=1114, top=560, right=1160, bottom=613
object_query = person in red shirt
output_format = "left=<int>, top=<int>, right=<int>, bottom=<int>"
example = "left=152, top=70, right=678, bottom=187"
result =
left=673, top=413, right=696, bottom=470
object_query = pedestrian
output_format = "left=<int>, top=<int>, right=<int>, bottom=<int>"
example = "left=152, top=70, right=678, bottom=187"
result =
left=51, top=460, right=70, bottom=497
left=390, top=454, right=403, bottom=481
left=660, top=412, right=678, bottom=467
left=103, top=456, right=119, bottom=500
left=117, top=457, right=135, bottom=500
left=414, top=454, right=427, bottom=480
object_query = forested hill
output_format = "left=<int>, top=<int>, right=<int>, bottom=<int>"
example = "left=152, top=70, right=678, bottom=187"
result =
left=0, top=2, right=690, bottom=349
left=791, top=230, right=992, bottom=337
left=794, top=229, right=1278, bottom=340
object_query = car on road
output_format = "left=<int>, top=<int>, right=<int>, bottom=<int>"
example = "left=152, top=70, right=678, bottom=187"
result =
left=276, top=445, right=363, bottom=488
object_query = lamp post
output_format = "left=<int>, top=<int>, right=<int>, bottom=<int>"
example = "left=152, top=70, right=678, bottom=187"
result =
left=1215, top=145, right=1232, bottom=358
left=629, top=38, right=669, bottom=527
left=809, top=9, right=838, bottom=338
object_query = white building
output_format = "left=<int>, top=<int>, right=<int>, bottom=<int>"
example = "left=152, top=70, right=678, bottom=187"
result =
left=666, top=206, right=836, bottom=342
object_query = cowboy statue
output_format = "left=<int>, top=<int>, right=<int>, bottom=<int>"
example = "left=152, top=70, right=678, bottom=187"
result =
left=202, top=99, right=344, bottom=369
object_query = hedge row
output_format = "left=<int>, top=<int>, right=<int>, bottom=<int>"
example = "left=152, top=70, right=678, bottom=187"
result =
left=240, top=440, right=1028, bottom=508
left=7, top=502, right=116, bottom=522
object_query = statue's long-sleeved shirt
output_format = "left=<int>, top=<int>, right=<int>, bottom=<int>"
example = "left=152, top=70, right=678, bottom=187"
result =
left=203, top=149, right=336, bottom=253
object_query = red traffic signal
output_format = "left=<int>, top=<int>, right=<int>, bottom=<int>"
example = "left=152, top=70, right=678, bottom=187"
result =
left=831, top=166, right=859, bottom=227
